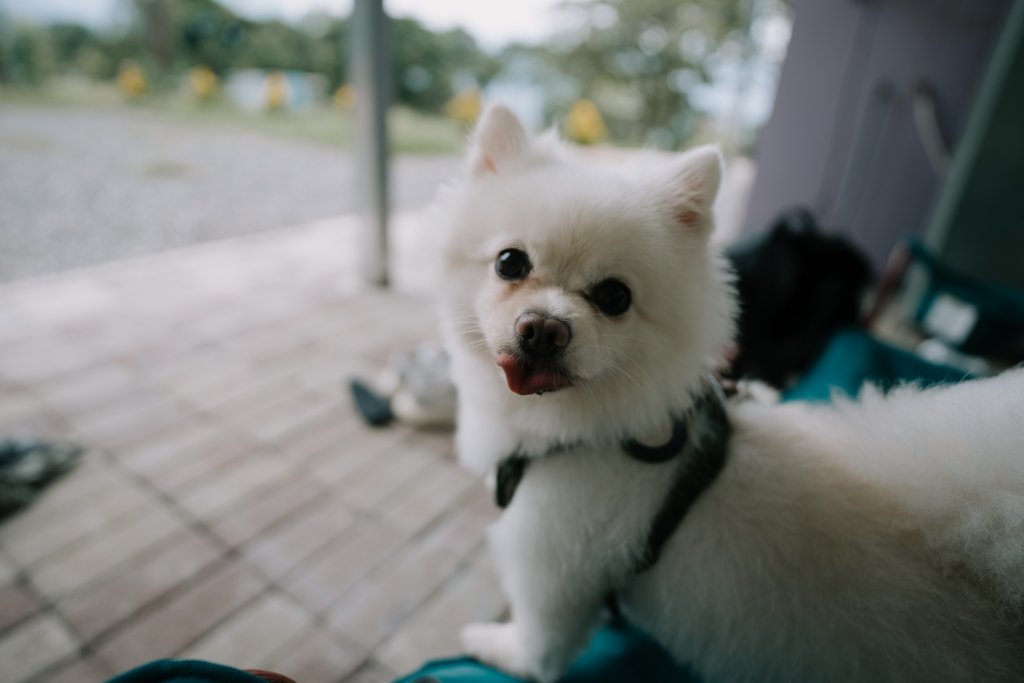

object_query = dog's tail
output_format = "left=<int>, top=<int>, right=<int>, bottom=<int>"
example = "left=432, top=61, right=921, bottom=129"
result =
left=821, top=368, right=1024, bottom=610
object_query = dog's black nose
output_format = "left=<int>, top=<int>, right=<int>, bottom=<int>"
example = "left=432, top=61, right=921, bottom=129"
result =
left=515, top=312, right=571, bottom=357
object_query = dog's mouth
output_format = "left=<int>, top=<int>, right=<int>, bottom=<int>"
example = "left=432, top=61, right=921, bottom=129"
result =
left=497, top=354, right=573, bottom=396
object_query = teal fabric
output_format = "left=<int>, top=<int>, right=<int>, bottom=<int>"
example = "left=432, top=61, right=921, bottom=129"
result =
left=106, top=659, right=269, bottom=683
left=782, top=328, right=973, bottom=403
left=394, top=621, right=700, bottom=683
left=905, top=238, right=1024, bottom=358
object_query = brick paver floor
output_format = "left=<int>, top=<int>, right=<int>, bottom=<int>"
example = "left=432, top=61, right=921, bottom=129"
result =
left=0, top=213, right=502, bottom=683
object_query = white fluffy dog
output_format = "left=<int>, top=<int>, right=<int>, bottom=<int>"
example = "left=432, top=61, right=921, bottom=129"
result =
left=436, top=104, right=1024, bottom=682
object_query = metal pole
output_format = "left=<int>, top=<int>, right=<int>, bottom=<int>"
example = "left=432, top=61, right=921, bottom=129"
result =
left=350, top=0, right=391, bottom=287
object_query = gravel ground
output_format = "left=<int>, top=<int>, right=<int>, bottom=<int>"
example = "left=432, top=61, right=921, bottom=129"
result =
left=0, top=106, right=462, bottom=282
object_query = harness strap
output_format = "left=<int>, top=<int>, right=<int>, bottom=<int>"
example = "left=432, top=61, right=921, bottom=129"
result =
left=633, top=388, right=729, bottom=572
left=621, top=415, right=689, bottom=463
left=495, top=454, right=529, bottom=509
left=494, top=376, right=731, bottom=576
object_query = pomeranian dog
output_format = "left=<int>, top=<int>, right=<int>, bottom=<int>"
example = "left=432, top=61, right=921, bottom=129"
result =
left=436, top=104, right=1024, bottom=682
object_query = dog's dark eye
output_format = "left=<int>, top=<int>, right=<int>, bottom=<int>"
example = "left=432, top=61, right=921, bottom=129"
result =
left=496, top=248, right=532, bottom=281
left=592, top=279, right=631, bottom=316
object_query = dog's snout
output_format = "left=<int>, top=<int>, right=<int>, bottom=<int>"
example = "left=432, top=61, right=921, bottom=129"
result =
left=515, top=312, right=571, bottom=357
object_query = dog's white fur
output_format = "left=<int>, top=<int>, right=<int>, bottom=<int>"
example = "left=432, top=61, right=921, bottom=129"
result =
left=437, top=104, right=1024, bottom=682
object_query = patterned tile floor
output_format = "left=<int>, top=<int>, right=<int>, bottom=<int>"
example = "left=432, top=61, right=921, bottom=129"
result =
left=0, top=214, right=503, bottom=683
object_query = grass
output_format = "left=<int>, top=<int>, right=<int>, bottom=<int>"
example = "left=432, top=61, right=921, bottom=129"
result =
left=0, top=78, right=465, bottom=155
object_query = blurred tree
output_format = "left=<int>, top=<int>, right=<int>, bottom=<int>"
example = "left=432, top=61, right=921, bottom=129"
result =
left=0, top=0, right=502, bottom=116
left=170, top=0, right=246, bottom=74
left=76, top=44, right=117, bottom=79
left=113, top=0, right=245, bottom=82
left=8, top=25, right=57, bottom=84
left=143, top=0, right=172, bottom=76
left=318, top=18, right=350, bottom=89
left=546, top=0, right=754, bottom=148
left=237, top=20, right=314, bottom=72
left=95, top=32, right=147, bottom=80
left=48, top=23, right=95, bottom=69
left=391, top=18, right=500, bottom=112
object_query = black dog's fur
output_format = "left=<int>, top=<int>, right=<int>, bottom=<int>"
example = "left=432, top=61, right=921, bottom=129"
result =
left=727, top=208, right=873, bottom=387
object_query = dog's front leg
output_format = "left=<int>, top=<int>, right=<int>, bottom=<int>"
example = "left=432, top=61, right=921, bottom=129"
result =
left=462, top=512, right=606, bottom=682
left=462, top=595, right=602, bottom=682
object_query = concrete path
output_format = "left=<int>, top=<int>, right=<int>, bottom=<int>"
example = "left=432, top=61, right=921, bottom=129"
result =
left=0, top=106, right=462, bottom=282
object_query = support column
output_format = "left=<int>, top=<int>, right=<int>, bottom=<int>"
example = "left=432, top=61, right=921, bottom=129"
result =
left=350, top=0, right=391, bottom=287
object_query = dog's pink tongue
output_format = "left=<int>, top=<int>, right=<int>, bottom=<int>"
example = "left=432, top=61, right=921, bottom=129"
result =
left=497, top=355, right=571, bottom=395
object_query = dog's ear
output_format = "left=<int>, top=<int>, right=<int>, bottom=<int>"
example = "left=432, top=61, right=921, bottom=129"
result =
left=664, top=145, right=723, bottom=234
left=469, top=104, right=530, bottom=177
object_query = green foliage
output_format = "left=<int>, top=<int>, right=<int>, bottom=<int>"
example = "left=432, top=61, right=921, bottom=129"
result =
left=0, top=0, right=495, bottom=114
left=166, top=0, right=246, bottom=74
left=233, top=20, right=342, bottom=78
left=0, top=16, right=142, bottom=83
left=8, top=24, right=58, bottom=84
left=391, top=18, right=499, bottom=111
left=539, top=0, right=751, bottom=148
left=48, top=23, right=94, bottom=67
left=0, top=0, right=778, bottom=145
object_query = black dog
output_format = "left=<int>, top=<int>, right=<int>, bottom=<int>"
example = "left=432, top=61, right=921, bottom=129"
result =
left=727, top=208, right=873, bottom=387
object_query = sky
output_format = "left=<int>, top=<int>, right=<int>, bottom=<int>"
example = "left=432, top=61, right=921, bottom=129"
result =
left=0, top=0, right=564, bottom=51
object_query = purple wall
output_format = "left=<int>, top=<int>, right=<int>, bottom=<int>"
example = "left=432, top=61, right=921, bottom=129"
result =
left=744, top=0, right=1011, bottom=267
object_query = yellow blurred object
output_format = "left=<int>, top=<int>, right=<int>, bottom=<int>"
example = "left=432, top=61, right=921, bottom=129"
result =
left=444, top=88, right=482, bottom=126
left=117, top=61, right=147, bottom=98
left=265, top=71, right=288, bottom=110
left=189, top=65, right=219, bottom=102
left=333, top=83, right=356, bottom=110
left=566, top=99, right=608, bottom=145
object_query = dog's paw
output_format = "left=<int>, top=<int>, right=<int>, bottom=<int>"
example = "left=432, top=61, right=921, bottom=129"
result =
left=735, top=379, right=780, bottom=404
left=462, top=622, right=533, bottom=679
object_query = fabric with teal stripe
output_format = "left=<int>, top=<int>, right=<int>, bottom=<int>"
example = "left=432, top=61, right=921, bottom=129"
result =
left=394, top=620, right=701, bottom=683
left=106, top=659, right=272, bottom=683
left=782, top=328, right=973, bottom=402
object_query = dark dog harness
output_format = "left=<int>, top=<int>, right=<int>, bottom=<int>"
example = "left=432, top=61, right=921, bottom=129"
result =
left=494, top=375, right=731, bottom=576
